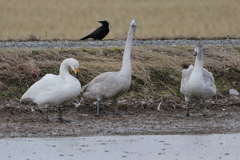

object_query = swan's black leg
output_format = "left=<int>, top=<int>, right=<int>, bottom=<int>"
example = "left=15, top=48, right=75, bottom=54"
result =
left=199, top=102, right=210, bottom=117
left=94, top=101, right=101, bottom=117
left=45, top=108, right=51, bottom=122
left=58, top=106, right=63, bottom=122
left=113, top=98, right=120, bottom=115
left=57, top=106, right=72, bottom=122
left=185, top=102, right=190, bottom=117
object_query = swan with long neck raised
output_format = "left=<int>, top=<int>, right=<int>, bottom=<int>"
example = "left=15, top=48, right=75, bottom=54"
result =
left=180, top=44, right=216, bottom=116
left=82, top=19, right=137, bottom=116
left=21, top=58, right=81, bottom=121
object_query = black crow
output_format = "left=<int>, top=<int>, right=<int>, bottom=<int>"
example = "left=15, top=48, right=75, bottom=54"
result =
left=80, top=20, right=109, bottom=40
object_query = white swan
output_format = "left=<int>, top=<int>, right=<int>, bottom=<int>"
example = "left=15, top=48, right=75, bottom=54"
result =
left=20, top=58, right=81, bottom=121
left=180, top=44, right=216, bottom=116
left=82, top=19, right=137, bottom=116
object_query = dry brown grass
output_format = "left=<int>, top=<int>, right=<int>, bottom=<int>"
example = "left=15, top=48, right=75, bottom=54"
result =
left=0, top=0, right=240, bottom=40
left=1, top=46, right=240, bottom=106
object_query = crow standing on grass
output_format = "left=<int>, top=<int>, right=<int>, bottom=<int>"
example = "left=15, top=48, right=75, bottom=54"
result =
left=80, top=20, right=109, bottom=41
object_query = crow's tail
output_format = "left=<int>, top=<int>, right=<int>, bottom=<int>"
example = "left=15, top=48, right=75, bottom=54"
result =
left=80, top=35, right=90, bottom=40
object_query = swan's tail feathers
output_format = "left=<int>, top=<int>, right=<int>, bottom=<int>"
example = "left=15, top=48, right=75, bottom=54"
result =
left=20, top=97, right=34, bottom=103
left=81, top=84, right=89, bottom=93
left=20, top=91, right=35, bottom=102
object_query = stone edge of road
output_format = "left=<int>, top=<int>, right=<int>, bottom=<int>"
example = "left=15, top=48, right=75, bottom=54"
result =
left=0, top=39, right=240, bottom=49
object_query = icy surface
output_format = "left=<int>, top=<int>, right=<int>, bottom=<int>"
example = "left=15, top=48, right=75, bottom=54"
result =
left=1, top=134, right=240, bottom=160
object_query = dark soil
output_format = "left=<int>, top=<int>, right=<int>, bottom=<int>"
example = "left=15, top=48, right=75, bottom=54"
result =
left=1, top=98, right=240, bottom=138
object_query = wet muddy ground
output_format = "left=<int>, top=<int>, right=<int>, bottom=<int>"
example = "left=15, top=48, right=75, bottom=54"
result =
left=0, top=98, right=240, bottom=138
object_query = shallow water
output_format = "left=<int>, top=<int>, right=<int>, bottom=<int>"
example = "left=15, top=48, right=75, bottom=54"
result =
left=1, top=134, right=240, bottom=160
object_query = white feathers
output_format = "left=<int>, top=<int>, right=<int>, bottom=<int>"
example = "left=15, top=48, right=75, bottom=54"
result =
left=21, top=58, right=81, bottom=121
left=81, top=19, right=137, bottom=115
left=180, top=44, right=216, bottom=116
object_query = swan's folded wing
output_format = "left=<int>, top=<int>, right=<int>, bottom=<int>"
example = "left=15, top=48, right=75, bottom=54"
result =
left=21, top=74, right=64, bottom=101
left=203, top=68, right=216, bottom=93
left=181, top=65, right=194, bottom=84
left=81, top=72, right=116, bottom=92
left=82, top=72, right=125, bottom=99
left=82, top=72, right=114, bottom=91
left=91, top=72, right=117, bottom=84
left=180, top=65, right=194, bottom=94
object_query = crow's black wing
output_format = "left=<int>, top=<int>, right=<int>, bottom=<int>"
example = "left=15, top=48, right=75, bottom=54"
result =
left=80, top=26, right=103, bottom=40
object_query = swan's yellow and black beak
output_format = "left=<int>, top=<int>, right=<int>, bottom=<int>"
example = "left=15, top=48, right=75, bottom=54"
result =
left=74, top=68, right=79, bottom=79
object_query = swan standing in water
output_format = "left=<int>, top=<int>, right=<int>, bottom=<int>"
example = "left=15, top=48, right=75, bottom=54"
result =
left=180, top=44, right=216, bottom=117
left=82, top=19, right=137, bottom=116
left=21, top=58, right=81, bottom=122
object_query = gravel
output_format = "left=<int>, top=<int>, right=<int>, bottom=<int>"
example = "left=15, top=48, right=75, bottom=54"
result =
left=0, top=39, right=240, bottom=49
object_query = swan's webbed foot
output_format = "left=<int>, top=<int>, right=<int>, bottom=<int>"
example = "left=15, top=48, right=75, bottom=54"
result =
left=57, top=106, right=72, bottom=122
left=94, top=114, right=102, bottom=117
left=199, top=113, right=210, bottom=118
left=57, top=117, right=73, bottom=123
left=45, top=117, right=51, bottom=122
left=185, top=113, right=190, bottom=117
left=114, top=112, right=121, bottom=115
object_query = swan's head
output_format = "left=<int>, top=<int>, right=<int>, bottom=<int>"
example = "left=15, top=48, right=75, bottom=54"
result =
left=194, top=44, right=203, bottom=56
left=130, top=19, right=137, bottom=27
left=66, top=58, right=80, bottom=78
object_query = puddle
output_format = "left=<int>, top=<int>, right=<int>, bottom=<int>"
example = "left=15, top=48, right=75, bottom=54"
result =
left=1, top=134, right=240, bottom=160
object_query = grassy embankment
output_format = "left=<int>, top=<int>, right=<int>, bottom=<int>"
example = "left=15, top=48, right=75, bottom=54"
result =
left=1, top=46, right=240, bottom=110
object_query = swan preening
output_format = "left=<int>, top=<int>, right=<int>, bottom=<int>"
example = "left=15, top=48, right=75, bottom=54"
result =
left=20, top=58, right=81, bottom=122
left=81, top=19, right=137, bottom=116
left=180, top=44, right=217, bottom=116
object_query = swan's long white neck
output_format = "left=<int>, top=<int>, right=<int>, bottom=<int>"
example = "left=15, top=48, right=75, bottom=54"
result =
left=60, top=59, right=71, bottom=78
left=193, top=50, right=204, bottom=71
left=119, top=24, right=136, bottom=75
